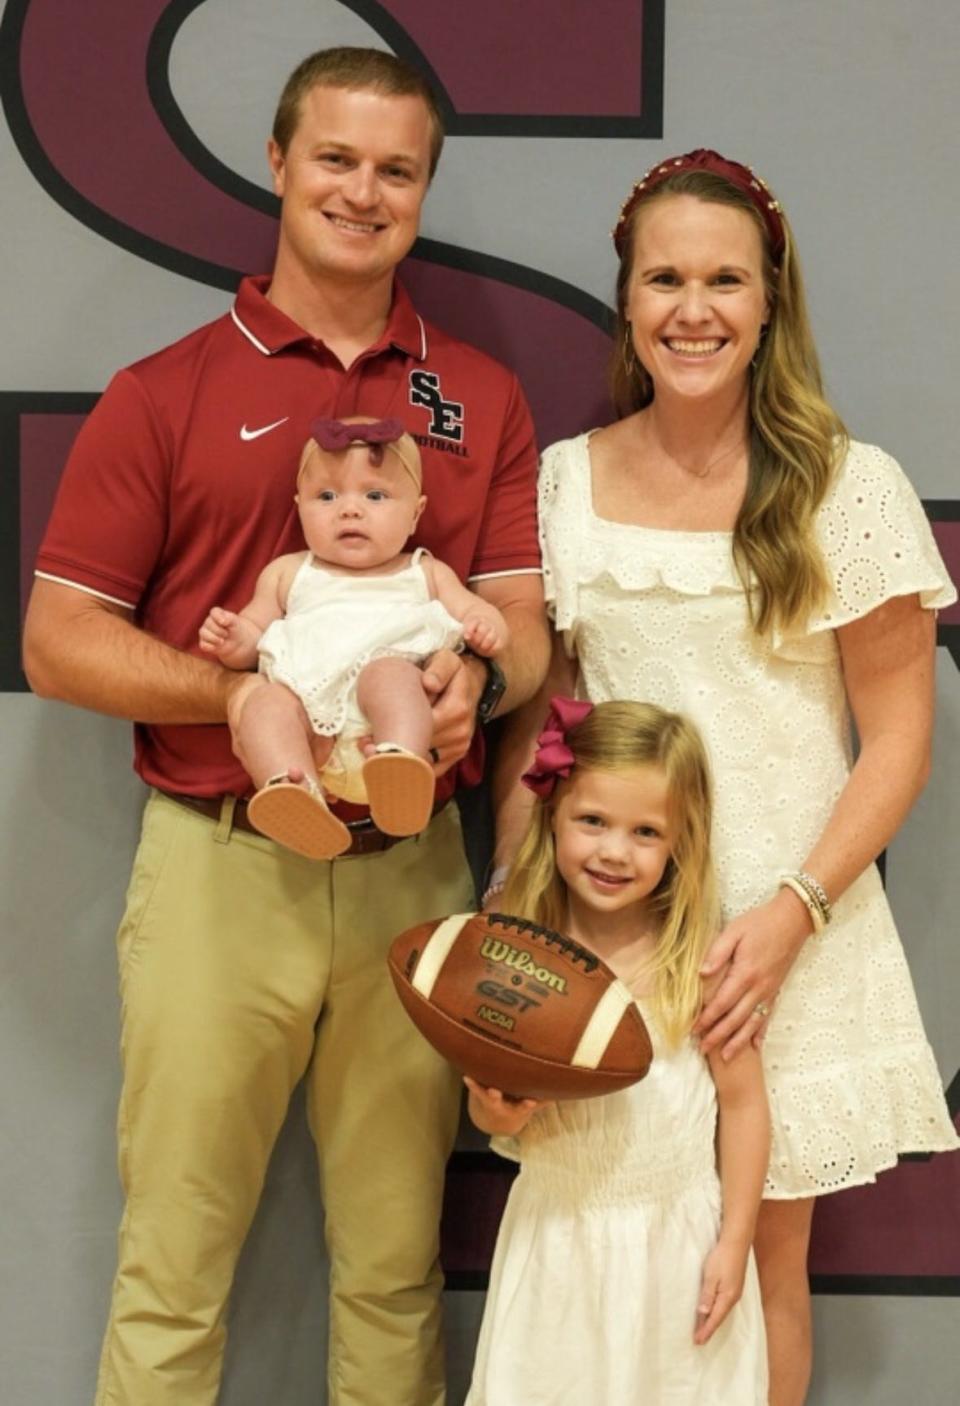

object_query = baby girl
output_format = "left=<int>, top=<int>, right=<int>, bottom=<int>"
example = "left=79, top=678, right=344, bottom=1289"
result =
left=199, top=417, right=508, bottom=858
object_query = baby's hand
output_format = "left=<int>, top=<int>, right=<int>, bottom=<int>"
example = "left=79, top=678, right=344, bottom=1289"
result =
left=693, top=1237, right=749, bottom=1345
left=461, top=610, right=509, bottom=657
left=199, top=605, right=261, bottom=669
left=199, top=605, right=241, bottom=655
left=464, top=1076, right=550, bottom=1136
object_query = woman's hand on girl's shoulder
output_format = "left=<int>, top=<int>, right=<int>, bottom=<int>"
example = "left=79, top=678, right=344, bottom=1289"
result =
left=698, top=961, right=729, bottom=1010
left=464, top=1076, right=552, bottom=1136
left=695, top=890, right=812, bottom=1060
left=693, top=1236, right=751, bottom=1345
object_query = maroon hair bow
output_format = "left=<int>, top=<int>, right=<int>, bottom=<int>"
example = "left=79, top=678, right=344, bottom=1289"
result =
left=520, top=696, right=594, bottom=799
left=311, top=417, right=406, bottom=452
left=612, top=148, right=786, bottom=263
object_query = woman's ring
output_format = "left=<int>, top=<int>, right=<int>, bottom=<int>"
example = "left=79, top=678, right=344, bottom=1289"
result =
left=753, top=1001, right=771, bottom=1018
left=429, top=747, right=441, bottom=764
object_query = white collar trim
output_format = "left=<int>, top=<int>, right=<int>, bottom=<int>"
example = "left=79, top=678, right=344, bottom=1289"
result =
left=231, top=303, right=426, bottom=360
left=230, top=306, right=272, bottom=357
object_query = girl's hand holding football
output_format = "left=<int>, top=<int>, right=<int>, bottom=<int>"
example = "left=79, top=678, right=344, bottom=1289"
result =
left=464, top=1076, right=551, bottom=1136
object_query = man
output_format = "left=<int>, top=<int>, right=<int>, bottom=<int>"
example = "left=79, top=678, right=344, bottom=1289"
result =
left=24, top=47, right=548, bottom=1406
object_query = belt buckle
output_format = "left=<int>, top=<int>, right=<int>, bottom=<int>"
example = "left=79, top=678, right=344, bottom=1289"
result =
left=343, top=817, right=391, bottom=856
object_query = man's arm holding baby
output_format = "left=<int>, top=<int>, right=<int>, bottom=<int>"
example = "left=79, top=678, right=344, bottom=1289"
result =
left=413, top=364, right=549, bottom=767
left=421, top=570, right=549, bottom=772
left=24, top=578, right=243, bottom=724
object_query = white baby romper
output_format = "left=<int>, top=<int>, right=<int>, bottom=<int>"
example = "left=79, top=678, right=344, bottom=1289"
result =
left=258, top=547, right=463, bottom=799
left=467, top=1002, right=768, bottom=1405
left=538, top=435, right=959, bottom=1196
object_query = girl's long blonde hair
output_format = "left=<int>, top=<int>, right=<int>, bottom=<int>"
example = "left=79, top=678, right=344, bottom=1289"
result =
left=610, top=168, right=848, bottom=639
left=501, top=701, right=718, bottom=1046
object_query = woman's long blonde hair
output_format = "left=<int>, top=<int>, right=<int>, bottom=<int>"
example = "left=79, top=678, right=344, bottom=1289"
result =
left=501, top=701, right=718, bottom=1046
left=610, top=169, right=848, bottom=639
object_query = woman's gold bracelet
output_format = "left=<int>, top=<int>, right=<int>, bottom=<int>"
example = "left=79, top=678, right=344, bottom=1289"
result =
left=779, top=872, right=830, bottom=933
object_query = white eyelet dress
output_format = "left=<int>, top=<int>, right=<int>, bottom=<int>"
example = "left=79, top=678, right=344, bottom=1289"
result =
left=466, top=1003, right=768, bottom=1404
left=538, top=434, right=959, bottom=1198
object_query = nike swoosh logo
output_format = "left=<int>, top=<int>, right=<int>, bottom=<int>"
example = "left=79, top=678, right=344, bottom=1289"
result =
left=240, top=417, right=289, bottom=441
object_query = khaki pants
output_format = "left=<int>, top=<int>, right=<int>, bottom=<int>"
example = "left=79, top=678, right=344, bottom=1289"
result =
left=95, top=792, right=473, bottom=1406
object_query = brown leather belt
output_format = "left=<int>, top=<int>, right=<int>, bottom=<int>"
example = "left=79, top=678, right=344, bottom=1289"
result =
left=160, top=790, right=407, bottom=856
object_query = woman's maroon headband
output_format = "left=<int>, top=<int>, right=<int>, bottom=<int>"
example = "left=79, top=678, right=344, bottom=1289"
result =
left=612, top=149, right=786, bottom=264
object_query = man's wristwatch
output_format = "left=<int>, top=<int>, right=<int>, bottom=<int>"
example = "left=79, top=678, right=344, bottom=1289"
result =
left=462, top=647, right=507, bottom=723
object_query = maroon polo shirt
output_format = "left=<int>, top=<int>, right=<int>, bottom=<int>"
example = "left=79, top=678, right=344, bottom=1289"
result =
left=36, top=276, right=541, bottom=801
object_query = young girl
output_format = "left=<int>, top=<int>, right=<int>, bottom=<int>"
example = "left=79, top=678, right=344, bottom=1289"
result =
left=199, top=417, right=507, bottom=859
left=466, top=697, right=769, bottom=1404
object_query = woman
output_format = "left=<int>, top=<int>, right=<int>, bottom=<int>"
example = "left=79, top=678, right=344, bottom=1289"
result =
left=491, top=149, right=958, bottom=1405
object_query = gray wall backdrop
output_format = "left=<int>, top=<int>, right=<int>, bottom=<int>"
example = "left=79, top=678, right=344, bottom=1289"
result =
left=3, top=2, right=958, bottom=1403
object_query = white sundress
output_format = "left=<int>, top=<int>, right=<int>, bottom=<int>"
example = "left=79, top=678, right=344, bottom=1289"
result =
left=466, top=1003, right=768, bottom=1405
left=539, top=434, right=959, bottom=1198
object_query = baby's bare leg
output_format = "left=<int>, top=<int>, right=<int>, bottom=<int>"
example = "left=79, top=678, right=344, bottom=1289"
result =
left=357, top=657, right=436, bottom=836
left=308, top=732, right=336, bottom=774
left=356, top=657, right=433, bottom=757
left=232, top=681, right=327, bottom=789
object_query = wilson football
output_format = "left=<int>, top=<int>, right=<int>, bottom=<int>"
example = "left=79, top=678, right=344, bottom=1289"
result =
left=387, top=911, right=653, bottom=1100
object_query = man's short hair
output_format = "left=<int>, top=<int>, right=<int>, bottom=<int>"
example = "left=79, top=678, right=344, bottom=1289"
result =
left=272, top=46, right=445, bottom=178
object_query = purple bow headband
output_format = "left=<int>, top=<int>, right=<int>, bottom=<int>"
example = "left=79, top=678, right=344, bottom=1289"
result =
left=311, top=417, right=405, bottom=452
left=520, top=696, right=594, bottom=799
left=308, top=417, right=420, bottom=485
